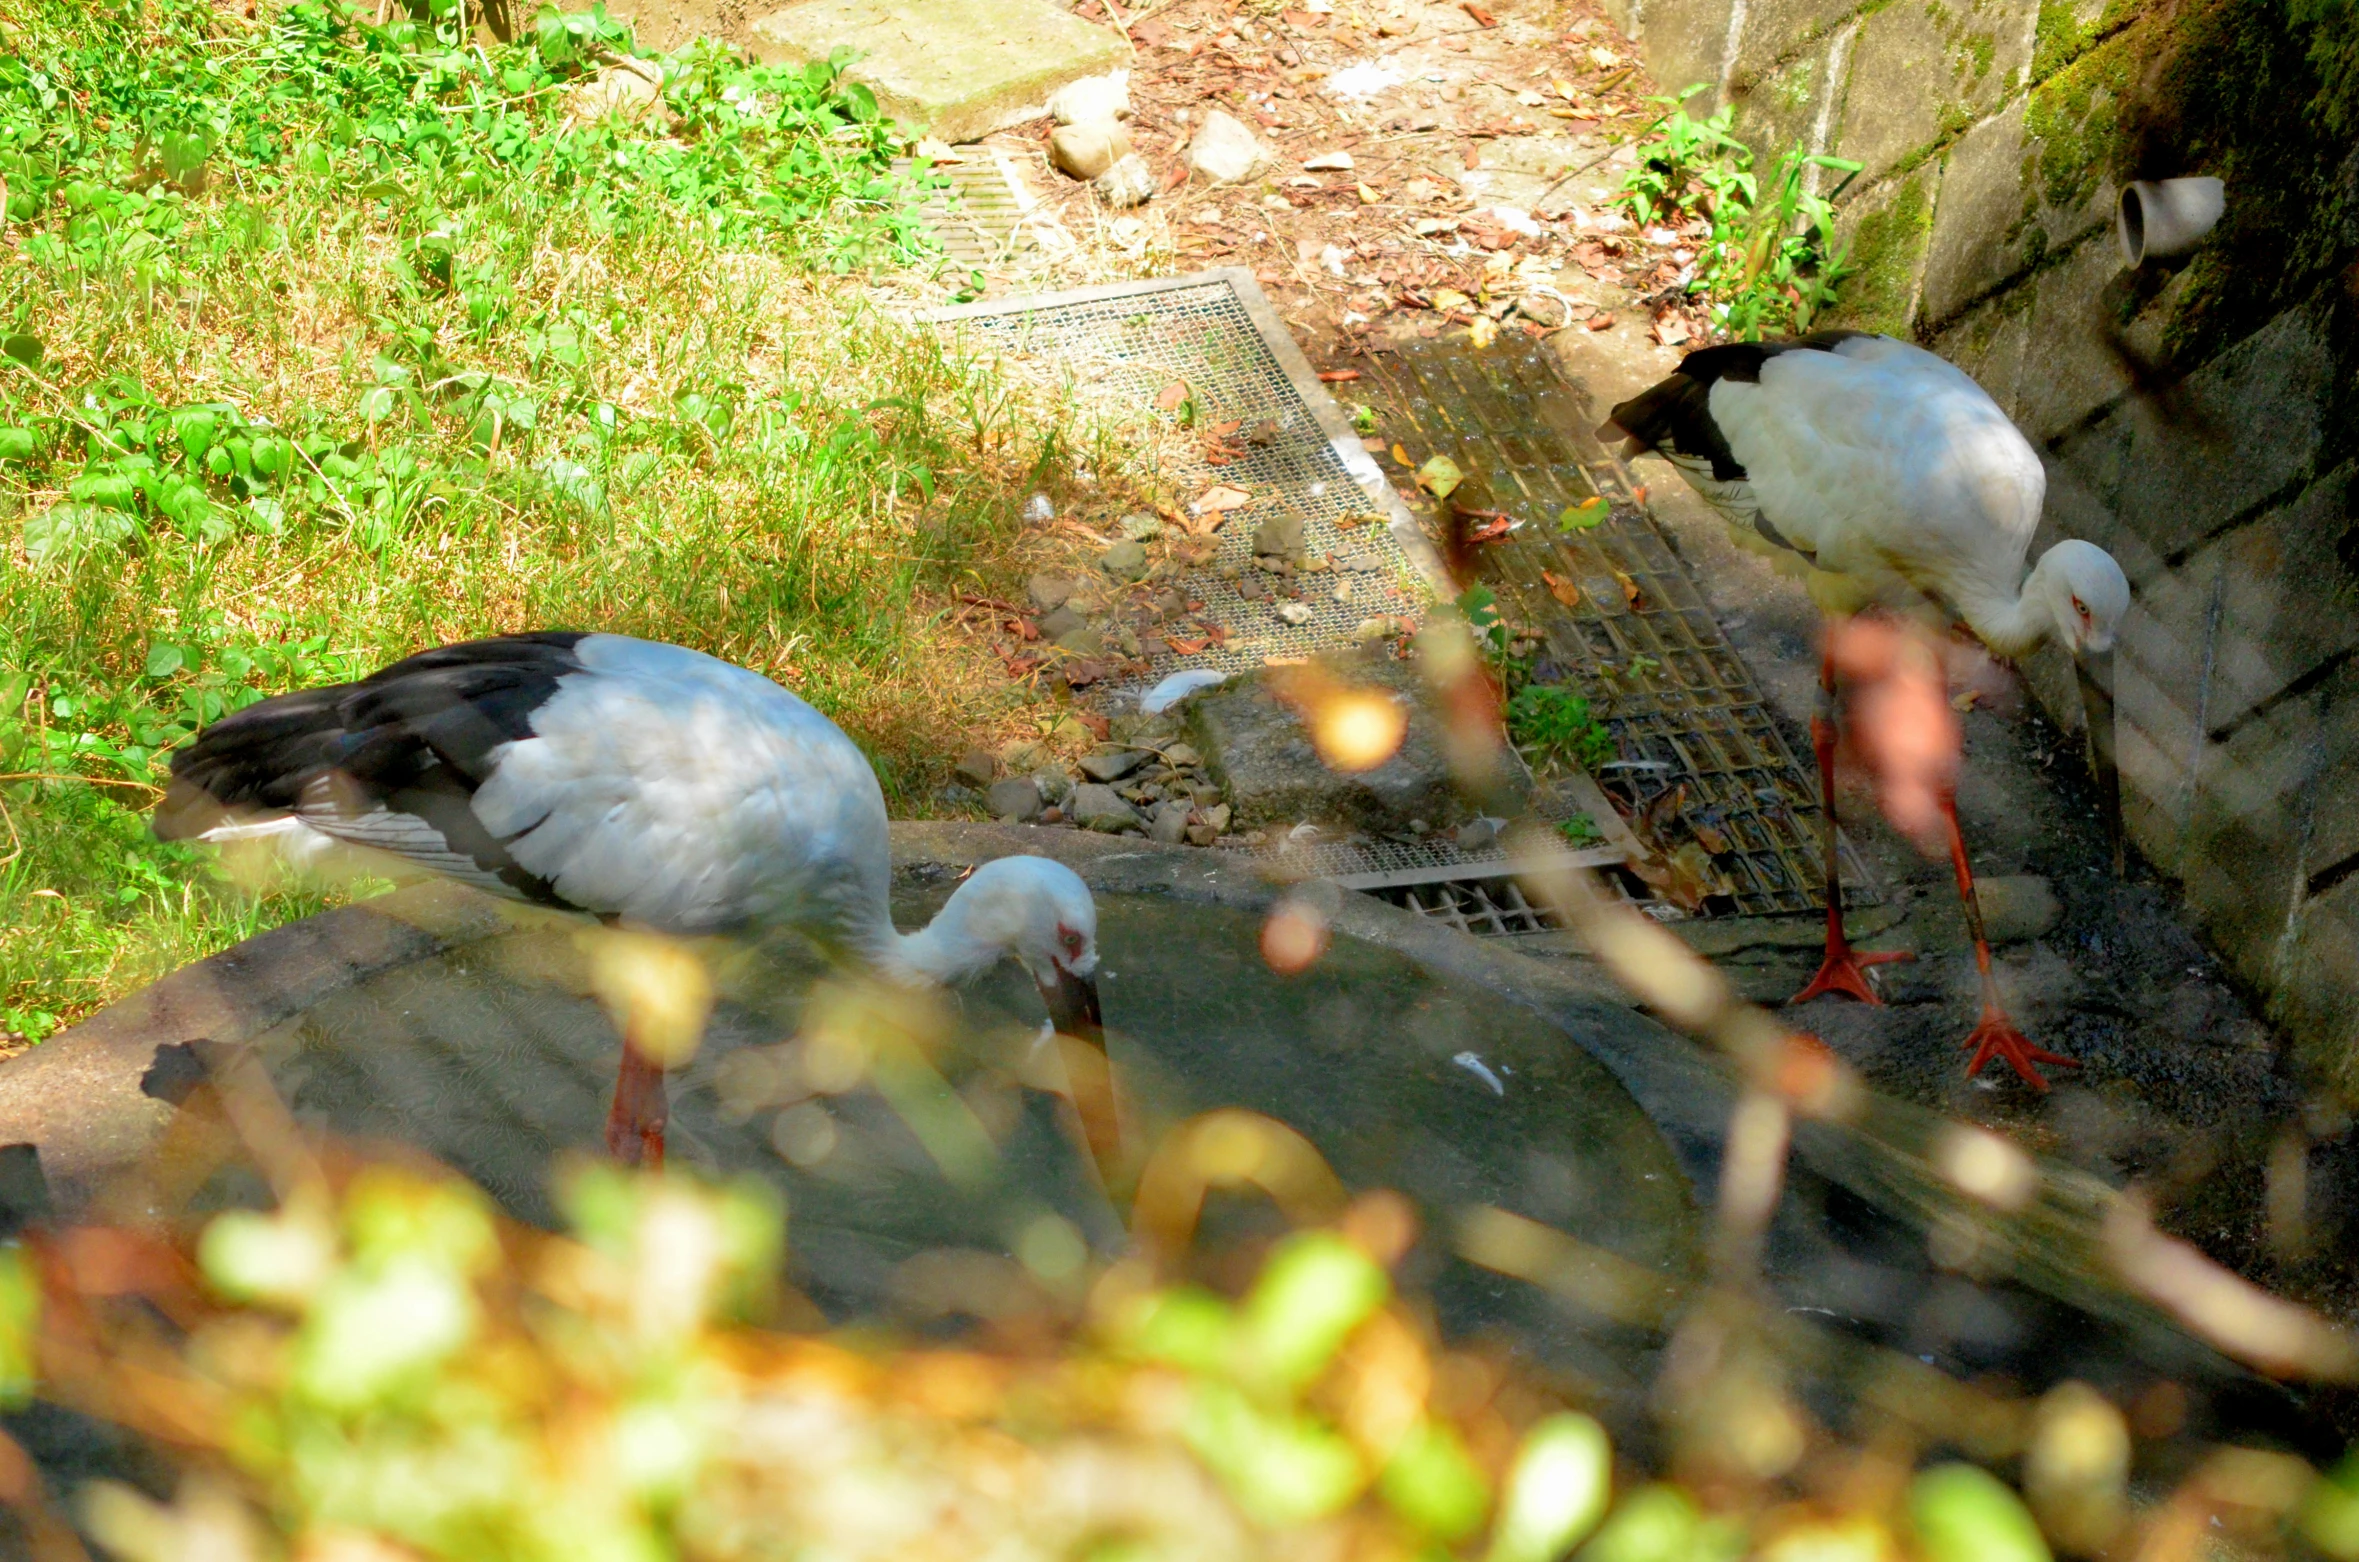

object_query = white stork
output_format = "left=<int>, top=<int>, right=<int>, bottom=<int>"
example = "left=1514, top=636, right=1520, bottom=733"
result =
left=1602, top=331, right=2130, bottom=1090
left=155, top=632, right=1104, bottom=1162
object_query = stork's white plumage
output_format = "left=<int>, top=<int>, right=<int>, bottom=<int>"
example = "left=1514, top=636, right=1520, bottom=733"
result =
left=1605, top=331, right=2131, bottom=1089
left=155, top=632, right=1104, bottom=1162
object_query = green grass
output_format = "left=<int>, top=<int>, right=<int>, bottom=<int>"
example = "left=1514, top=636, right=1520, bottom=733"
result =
left=0, top=0, right=1079, bottom=1041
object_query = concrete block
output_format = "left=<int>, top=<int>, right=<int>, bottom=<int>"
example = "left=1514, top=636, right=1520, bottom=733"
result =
left=2010, top=233, right=2167, bottom=444
left=1822, top=163, right=1939, bottom=334
left=1920, top=99, right=2030, bottom=324
left=2300, top=662, right=2359, bottom=890
left=2105, top=541, right=2220, bottom=874
left=751, top=0, right=1127, bottom=144
left=2182, top=687, right=2317, bottom=983
left=1832, top=0, right=2032, bottom=184
left=2200, top=464, right=2359, bottom=734
left=1931, top=287, right=2032, bottom=413
left=1731, top=0, right=1860, bottom=85
left=2281, top=875, right=2359, bottom=1094
left=2106, top=303, right=2337, bottom=561
left=1731, top=42, right=1835, bottom=166
left=1637, top=0, right=1742, bottom=109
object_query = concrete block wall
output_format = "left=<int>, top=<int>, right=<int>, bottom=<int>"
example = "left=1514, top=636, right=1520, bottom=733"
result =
left=1599, top=0, right=2359, bottom=1086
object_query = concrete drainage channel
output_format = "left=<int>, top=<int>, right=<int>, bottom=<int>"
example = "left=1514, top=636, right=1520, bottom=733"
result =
left=927, top=269, right=1864, bottom=935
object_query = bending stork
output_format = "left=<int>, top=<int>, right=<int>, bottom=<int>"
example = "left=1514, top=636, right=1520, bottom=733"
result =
left=155, top=632, right=1104, bottom=1162
left=1603, top=331, right=2129, bottom=1089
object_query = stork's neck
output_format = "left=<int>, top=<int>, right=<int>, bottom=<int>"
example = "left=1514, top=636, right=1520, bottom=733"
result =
left=841, top=879, right=1004, bottom=990
left=1952, top=565, right=2055, bottom=662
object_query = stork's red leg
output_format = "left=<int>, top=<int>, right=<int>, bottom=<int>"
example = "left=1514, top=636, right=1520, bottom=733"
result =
left=604, top=1034, right=668, bottom=1167
left=1793, top=630, right=1913, bottom=1006
left=1940, top=790, right=2076, bottom=1090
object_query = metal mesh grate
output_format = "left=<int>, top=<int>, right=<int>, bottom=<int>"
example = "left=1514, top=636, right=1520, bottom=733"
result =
left=1355, top=333, right=1865, bottom=918
left=1376, top=875, right=1563, bottom=935
left=930, top=271, right=1438, bottom=686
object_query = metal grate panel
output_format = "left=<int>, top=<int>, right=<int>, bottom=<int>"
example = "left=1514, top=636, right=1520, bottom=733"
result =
left=929, top=270, right=1447, bottom=686
left=900, top=152, right=1037, bottom=269
left=1355, top=333, right=1867, bottom=919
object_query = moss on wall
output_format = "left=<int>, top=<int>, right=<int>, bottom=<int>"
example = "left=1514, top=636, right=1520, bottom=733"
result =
left=2021, top=27, right=2134, bottom=215
left=1825, top=170, right=1936, bottom=333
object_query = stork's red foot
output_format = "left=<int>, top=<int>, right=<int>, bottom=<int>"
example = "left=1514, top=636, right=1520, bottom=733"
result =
left=1791, top=942, right=1913, bottom=1006
left=605, top=1046, right=669, bottom=1168
left=1961, top=1006, right=2076, bottom=1090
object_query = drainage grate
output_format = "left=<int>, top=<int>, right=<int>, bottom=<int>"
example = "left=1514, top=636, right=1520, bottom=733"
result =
left=900, top=152, right=1038, bottom=270
left=1354, top=332, right=1864, bottom=919
left=1377, top=874, right=1562, bottom=935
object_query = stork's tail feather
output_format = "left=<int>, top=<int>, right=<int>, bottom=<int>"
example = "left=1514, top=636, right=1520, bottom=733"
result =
left=153, top=684, right=358, bottom=842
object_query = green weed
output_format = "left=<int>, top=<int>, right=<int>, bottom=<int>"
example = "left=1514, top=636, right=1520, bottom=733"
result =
left=1506, top=683, right=1617, bottom=771
left=1614, top=89, right=1863, bottom=341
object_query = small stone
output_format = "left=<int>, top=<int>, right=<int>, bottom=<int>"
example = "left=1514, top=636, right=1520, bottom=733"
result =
left=1185, top=823, right=1220, bottom=846
left=1455, top=817, right=1502, bottom=852
left=1116, top=626, right=1143, bottom=658
left=1203, top=803, right=1233, bottom=833
left=1150, top=801, right=1191, bottom=844
left=1275, top=601, right=1315, bottom=626
left=1238, top=574, right=1269, bottom=601
left=1164, top=742, right=1202, bottom=768
left=1302, top=149, right=1355, bottom=171
left=1119, top=512, right=1164, bottom=540
left=1977, top=874, right=2062, bottom=944
left=1099, top=540, right=1150, bottom=581
left=997, top=739, right=1048, bottom=774
left=1189, top=780, right=1224, bottom=806
left=1339, top=550, right=1384, bottom=572
left=1252, top=511, right=1306, bottom=558
left=1298, top=554, right=1332, bottom=573
left=1095, top=152, right=1156, bottom=209
left=987, top=776, right=1043, bottom=821
left=954, top=749, right=998, bottom=787
left=937, top=782, right=982, bottom=808
left=1052, top=120, right=1132, bottom=181
left=1048, top=70, right=1132, bottom=125
left=1188, top=109, right=1273, bottom=184
left=1028, top=573, right=1075, bottom=611
left=1067, top=582, right=1110, bottom=614
left=1153, top=589, right=1189, bottom=619
left=1069, top=783, right=1142, bottom=834
left=1023, top=493, right=1056, bottom=523
left=1054, top=626, right=1105, bottom=657
left=569, top=60, right=664, bottom=123
left=1032, top=766, right=1074, bottom=804
left=1040, top=806, right=1064, bottom=824
left=1080, top=746, right=1149, bottom=782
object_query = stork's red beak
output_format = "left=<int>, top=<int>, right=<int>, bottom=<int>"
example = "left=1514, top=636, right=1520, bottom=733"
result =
left=1038, top=964, right=1104, bottom=1051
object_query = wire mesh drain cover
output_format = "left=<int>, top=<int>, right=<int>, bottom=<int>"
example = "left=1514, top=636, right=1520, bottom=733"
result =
left=899, top=151, right=1037, bottom=269
left=1353, top=331, right=1868, bottom=920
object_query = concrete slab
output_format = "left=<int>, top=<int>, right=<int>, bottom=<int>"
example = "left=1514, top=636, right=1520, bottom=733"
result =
left=750, top=0, right=1127, bottom=144
left=1833, top=0, right=2030, bottom=185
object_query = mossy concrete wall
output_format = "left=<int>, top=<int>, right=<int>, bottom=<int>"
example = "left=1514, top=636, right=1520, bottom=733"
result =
left=1607, top=0, right=2359, bottom=1090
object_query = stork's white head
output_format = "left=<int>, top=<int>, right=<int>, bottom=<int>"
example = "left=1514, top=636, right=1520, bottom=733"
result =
left=909, top=855, right=1102, bottom=1044
left=2032, top=539, right=2131, bottom=656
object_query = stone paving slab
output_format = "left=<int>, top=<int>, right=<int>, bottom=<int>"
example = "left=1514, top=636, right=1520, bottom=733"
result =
left=751, top=0, right=1127, bottom=144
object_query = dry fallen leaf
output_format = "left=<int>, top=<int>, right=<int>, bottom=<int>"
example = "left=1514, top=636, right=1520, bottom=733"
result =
left=1357, top=182, right=1383, bottom=204
left=1952, top=688, right=1981, bottom=712
left=1584, top=312, right=1615, bottom=331
left=1554, top=78, right=1578, bottom=99
left=1390, top=442, right=1412, bottom=466
left=1415, top=454, right=1464, bottom=498
left=1466, top=316, right=1499, bottom=348
left=1196, top=484, right=1253, bottom=513
left=1653, top=313, right=1692, bottom=347
left=1613, top=569, right=1642, bottom=607
left=1542, top=569, right=1582, bottom=609
left=1429, top=287, right=1472, bottom=312
left=1154, top=381, right=1189, bottom=411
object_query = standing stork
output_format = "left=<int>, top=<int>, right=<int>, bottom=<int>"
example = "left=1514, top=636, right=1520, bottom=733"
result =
left=1601, top=331, right=2129, bottom=1089
left=154, top=633, right=1105, bottom=1163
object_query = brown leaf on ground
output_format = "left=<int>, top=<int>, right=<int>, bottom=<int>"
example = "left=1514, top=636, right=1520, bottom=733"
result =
left=1167, top=636, right=1211, bottom=654
left=1584, top=313, right=1615, bottom=331
left=1461, top=1, right=1498, bottom=22
left=1197, top=483, right=1253, bottom=513
left=1541, top=569, right=1581, bottom=609
left=1317, top=369, right=1360, bottom=382
left=1155, top=381, right=1190, bottom=411
left=1613, top=568, right=1642, bottom=607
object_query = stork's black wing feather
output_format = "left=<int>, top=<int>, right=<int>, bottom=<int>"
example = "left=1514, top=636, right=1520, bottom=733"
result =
left=155, top=632, right=593, bottom=907
left=1599, top=329, right=1881, bottom=482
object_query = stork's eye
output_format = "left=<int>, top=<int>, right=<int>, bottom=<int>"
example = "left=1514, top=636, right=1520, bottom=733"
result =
left=2070, top=595, right=2088, bottom=617
left=1060, top=927, right=1084, bottom=957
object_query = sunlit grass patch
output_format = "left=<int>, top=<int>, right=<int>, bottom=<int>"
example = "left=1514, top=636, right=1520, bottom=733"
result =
left=0, top=0, right=1092, bottom=1038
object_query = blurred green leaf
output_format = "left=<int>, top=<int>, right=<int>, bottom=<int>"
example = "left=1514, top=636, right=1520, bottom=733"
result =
left=1381, top=1417, right=1490, bottom=1540
left=1909, top=1463, right=2051, bottom=1562
left=1416, top=453, right=1463, bottom=498
left=143, top=642, right=185, bottom=679
left=295, top=1258, right=477, bottom=1409
left=21, top=503, right=136, bottom=567
left=1184, top=1380, right=1366, bottom=1526
left=1239, top=1230, right=1389, bottom=1390
left=0, top=1246, right=38, bottom=1410
left=199, top=1206, right=337, bottom=1311
left=1489, top=1413, right=1612, bottom=1562
left=1122, top=1286, right=1236, bottom=1373
left=2303, top=1452, right=2359, bottom=1557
